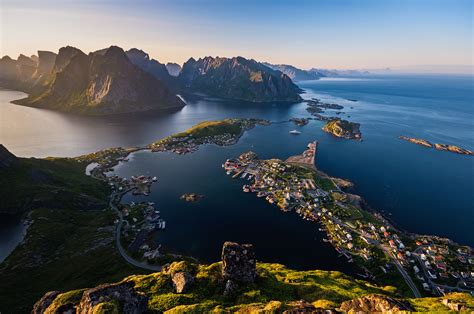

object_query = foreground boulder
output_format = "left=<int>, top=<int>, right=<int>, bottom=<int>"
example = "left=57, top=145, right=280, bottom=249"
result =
left=221, top=241, right=256, bottom=283
left=339, top=294, right=413, bottom=313
left=77, top=281, right=147, bottom=314
left=221, top=241, right=256, bottom=296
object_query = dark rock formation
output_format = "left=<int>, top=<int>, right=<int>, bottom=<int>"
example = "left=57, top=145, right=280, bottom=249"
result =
left=262, top=62, right=323, bottom=81
left=126, top=48, right=173, bottom=84
left=221, top=241, right=256, bottom=283
left=172, top=271, right=195, bottom=293
left=339, top=294, right=413, bottom=313
left=179, top=56, right=302, bottom=102
left=15, top=46, right=184, bottom=115
left=0, top=144, right=18, bottom=170
left=166, top=62, right=181, bottom=76
left=77, top=281, right=147, bottom=314
left=32, top=291, right=60, bottom=314
left=322, top=118, right=362, bottom=140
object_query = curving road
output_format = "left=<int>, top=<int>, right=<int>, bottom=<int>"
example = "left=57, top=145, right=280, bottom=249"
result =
left=110, top=191, right=162, bottom=272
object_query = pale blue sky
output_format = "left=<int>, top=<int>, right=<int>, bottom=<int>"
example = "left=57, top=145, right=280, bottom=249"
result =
left=1, top=0, right=472, bottom=70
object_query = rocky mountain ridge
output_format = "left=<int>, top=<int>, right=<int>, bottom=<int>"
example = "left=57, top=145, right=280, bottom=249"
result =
left=179, top=56, right=302, bottom=102
left=2, top=46, right=185, bottom=115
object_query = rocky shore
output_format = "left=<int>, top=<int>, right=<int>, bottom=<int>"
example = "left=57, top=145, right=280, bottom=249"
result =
left=399, top=136, right=473, bottom=156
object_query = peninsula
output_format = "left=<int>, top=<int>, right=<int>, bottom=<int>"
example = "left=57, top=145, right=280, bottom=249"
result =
left=224, top=143, right=473, bottom=298
left=148, top=118, right=270, bottom=154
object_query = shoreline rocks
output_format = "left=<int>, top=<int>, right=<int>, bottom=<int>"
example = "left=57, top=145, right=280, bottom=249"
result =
left=399, top=136, right=473, bottom=156
left=399, top=136, right=433, bottom=148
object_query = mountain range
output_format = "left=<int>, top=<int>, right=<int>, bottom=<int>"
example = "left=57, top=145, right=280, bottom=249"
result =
left=262, top=62, right=370, bottom=81
left=179, top=56, right=302, bottom=102
left=1, top=47, right=306, bottom=114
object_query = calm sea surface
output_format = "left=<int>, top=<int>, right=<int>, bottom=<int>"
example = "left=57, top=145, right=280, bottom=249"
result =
left=1, top=74, right=473, bottom=268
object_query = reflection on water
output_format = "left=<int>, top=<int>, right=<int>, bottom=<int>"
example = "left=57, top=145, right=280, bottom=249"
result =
left=0, top=215, right=27, bottom=263
left=0, top=74, right=472, bottom=267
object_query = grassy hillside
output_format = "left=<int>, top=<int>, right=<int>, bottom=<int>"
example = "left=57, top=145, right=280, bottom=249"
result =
left=0, top=157, right=146, bottom=313
left=43, top=261, right=397, bottom=313
left=42, top=260, right=474, bottom=313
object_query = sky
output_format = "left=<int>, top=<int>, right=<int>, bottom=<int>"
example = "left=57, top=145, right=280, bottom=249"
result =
left=1, top=0, right=472, bottom=71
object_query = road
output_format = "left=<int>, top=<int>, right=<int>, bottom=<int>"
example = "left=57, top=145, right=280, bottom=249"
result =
left=326, top=213, right=422, bottom=298
left=110, top=191, right=162, bottom=272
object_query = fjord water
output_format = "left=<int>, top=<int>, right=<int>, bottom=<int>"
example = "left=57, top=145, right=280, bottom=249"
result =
left=0, top=74, right=473, bottom=269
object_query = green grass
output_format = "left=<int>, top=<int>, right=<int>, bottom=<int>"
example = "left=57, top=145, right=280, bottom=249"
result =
left=175, top=119, right=243, bottom=139
left=0, top=157, right=148, bottom=313
left=42, top=261, right=412, bottom=313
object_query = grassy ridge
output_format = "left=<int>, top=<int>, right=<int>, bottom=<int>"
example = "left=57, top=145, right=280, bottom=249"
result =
left=0, top=157, right=146, bottom=313
left=175, top=120, right=243, bottom=138
left=46, top=261, right=398, bottom=313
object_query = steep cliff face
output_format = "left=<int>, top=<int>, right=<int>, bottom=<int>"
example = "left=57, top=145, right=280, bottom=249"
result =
left=166, top=62, right=181, bottom=76
left=179, top=56, right=302, bottom=102
left=126, top=48, right=173, bottom=84
left=0, top=145, right=18, bottom=170
left=15, top=46, right=185, bottom=115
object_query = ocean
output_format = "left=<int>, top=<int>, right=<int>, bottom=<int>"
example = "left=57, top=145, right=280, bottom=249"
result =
left=1, top=74, right=472, bottom=268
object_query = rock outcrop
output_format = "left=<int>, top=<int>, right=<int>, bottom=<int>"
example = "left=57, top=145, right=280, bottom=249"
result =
left=179, top=56, right=302, bottom=102
left=221, top=241, right=256, bottom=284
left=14, top=46, right=184, bottom=115
left=0, top=144, right=18, bottom=170
left=172, top=271, right=195, bottom=294
left=399, top=136, right=433, bottom=148
left=77, top=281, right=148, bottom=314
left=434, top=143, right=473, bottom=156
left=166, top=62, right=182, bottom=76
left=126, top=48, right=173, bottom=84
left=32, top=291, right=60, bottom=314
left=322, top=118, right=362, bottom=140
left=339, top=294, right=413, bottom=313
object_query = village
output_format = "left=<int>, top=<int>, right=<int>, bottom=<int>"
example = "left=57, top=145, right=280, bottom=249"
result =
left=223, top=144, right=474, bottom=298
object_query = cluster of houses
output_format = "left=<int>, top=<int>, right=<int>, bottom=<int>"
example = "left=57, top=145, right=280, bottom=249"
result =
left=122, top=201, right=166, bottom=261
left=223, top=150, right=474, bottom=297
left=223, top=154, right=330, bottom=217
left=149, top=132, right=242, bottom=155
left=411, top=237, right=474, bottom=293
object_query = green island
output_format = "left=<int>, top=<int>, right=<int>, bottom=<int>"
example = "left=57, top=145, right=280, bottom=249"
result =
left=148, top=118, right=271, bottom=154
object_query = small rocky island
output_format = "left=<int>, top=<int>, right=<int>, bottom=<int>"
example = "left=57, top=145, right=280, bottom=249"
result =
left=322, top=118, right=362, bottom=140
left=180, top=193, right=204, bottom=202
left=289, top=117, right=309, bottom=126
left=399, top=136, right=473, bottom=156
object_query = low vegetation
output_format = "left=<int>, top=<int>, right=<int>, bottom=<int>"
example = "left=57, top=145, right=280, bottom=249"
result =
left=0, top=157, right=146, bottom=313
